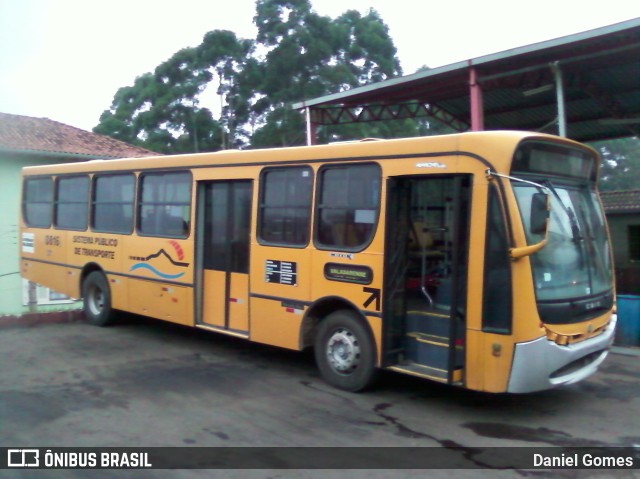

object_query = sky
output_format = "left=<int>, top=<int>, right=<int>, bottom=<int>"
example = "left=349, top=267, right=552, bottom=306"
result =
left=0, top=0, right=638, bottom=132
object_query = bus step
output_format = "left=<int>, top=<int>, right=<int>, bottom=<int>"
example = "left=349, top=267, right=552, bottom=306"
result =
left=406, top=310, right=463, bottom=338
left=388, top=362, right=463, bottom=384
left=405, top=332, right=463, bottom=370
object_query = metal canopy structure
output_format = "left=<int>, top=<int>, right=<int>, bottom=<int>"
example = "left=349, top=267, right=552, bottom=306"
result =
left=293, top=18, right=640, bottom=145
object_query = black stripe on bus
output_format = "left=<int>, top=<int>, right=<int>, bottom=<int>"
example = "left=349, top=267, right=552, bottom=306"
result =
left=20, top=256, right=194, bottom=288
left=249, top=292, right=384, bottom=319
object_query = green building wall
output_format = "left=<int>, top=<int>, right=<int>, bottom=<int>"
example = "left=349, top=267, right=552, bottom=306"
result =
left=0, top=151, right=82, bottom=317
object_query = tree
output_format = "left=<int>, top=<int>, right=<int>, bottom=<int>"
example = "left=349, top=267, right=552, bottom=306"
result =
left=250, top=1, right=410, bottom=147
left=94, top=31, right=252, bottom=153
left=94, top=1, right=411, bottom=152
left=590, top=137, right=640, bottom=191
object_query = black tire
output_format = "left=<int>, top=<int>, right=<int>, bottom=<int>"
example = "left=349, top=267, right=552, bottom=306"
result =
left=314, top=310, right=377, bottom=392
left=82, top=271, right=116, bottom=326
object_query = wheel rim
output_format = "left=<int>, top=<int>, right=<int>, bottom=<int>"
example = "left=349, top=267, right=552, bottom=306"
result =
left=87, top=283, right=105, bottom=316
left=326, top=327, right=361, bottom=374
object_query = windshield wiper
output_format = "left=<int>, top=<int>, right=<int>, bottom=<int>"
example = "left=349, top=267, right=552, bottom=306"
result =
left=543, top=180, right=582, bottom=243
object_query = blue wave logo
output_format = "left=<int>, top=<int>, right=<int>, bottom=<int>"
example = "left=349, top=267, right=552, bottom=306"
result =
left=129, top=244, right=189, bottom=280
left=130, top=263, right=185, bottom=280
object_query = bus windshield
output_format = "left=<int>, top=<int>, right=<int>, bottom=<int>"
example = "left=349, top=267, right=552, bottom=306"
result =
left=511, top=142, right=613, bottom=324
left=514, top=183, right=612, bottom=301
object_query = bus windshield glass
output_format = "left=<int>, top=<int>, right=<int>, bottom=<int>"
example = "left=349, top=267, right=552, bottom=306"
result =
left=512, top=142, right=613, bottom=322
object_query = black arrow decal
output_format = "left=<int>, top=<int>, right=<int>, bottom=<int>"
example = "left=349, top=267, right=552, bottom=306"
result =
left=363, top=287, right=381, bottom=311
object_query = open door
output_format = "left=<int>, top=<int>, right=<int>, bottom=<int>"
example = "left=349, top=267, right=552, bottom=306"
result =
left=197, top=181, right=252, bottom=334
left=384, top=175, right=470, bottom=384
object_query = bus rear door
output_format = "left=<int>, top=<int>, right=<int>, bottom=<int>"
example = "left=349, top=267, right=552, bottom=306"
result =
left=197, top=180, right=253, bottom=334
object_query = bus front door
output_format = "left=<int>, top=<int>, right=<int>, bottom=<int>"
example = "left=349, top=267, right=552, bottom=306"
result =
left=197, top=181, right=252, bottom=334
left=384, top=175, right=470, bottom=385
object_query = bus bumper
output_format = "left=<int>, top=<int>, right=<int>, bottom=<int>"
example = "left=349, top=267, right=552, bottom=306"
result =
left=507, top=314, right=617, bottom=393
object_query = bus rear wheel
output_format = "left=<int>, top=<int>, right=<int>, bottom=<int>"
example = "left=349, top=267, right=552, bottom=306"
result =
left=314, top=310, right=377, bottom=392
left=82, top=271, right=116, bottom=326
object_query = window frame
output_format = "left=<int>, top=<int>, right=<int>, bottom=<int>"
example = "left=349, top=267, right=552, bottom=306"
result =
left=257, top=165, right=314, bottom=248
left=22, top=279, right=76, bottom=306
left=137, top=170, right=192, bottom=239
left=481, top=183, right=513, bottom=334
left=91, top=173, right=136, bottom=235
left=54, top=174, right=90, bottom=231
left=314, top=162, right=382, bottom=252
left=22, top=176, right=54, bottom=228
left=629, top=224, right=640, bottom=263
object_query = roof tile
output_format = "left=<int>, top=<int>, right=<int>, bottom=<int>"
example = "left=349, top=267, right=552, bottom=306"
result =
left=0, top=112, right=158, bottom=158
left=600, top=189, right=640, bottom=214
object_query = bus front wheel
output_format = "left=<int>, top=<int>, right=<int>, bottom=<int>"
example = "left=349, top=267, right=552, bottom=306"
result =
left=82, top=271, right=116, bottom=327
left=314, top=310, right=377, bottom=392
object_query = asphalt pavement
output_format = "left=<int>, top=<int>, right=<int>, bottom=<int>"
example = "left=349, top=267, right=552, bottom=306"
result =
left=1, top=314, right=639, bottom=478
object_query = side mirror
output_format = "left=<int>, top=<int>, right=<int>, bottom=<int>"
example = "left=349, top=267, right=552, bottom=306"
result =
left=530, top=193, right=550, bottom=235
left=510, top=192, right=550, bottom=260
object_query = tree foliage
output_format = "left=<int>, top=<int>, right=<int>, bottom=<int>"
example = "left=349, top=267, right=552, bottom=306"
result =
left=94, top=0, right=413, bottom=152
left=590, top=137, right=640, bottom=191
left=94, top=30, right=253, bottom=153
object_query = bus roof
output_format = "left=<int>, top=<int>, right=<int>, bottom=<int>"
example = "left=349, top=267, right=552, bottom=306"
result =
left=21, top=131, right=589, bottom=176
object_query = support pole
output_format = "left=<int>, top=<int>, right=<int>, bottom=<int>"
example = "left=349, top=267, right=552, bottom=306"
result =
left=469, top=66, right=484, bottom=131
left=551, top=62, right=567, bottom=137
left=305, top=107, right=317, bottom=145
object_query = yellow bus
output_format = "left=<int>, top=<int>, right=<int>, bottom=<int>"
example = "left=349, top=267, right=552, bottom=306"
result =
left=19, top=131, right=616, bottom=393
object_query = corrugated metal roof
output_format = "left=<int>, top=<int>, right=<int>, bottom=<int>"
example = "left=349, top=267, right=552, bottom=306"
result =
left=294, top=18, right=640, bottom=142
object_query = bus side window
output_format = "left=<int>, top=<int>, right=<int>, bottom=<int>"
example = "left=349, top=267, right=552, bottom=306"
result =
left=482, top=185, right=513, bottom=333
left=315, top=163, right=381, bottom=251
left=92, top=174, right=135, bottom=234
left=138, top=171, right=191, bottom=238
left=55, top=175, right=90, bottom=231
left=258, top=166, right=312, bottom=246
left=23, top=177, right=54, bottom=228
